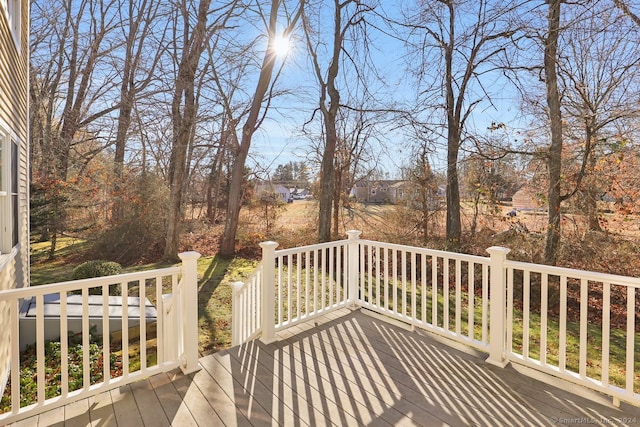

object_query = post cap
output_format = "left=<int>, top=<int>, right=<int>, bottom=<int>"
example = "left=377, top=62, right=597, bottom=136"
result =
left=486, top=246, right=511, bottom=257
left=346, top=230, right=362, bottom=239
left=178, top=251, right=202, bottom=261
left=230, top=281, right=245, bottom=291
left=259, top=241, right=279, bottom=250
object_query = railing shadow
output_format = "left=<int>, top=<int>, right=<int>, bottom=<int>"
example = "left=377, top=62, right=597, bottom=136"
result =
left=226, top=309, right=640, bottom=426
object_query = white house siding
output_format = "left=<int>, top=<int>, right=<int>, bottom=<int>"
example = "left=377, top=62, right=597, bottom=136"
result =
left=0, top=0, right=29, bottom=396
left=0, top=0, right=29, bottom=284
left=0, top=257, right=16, bottom=394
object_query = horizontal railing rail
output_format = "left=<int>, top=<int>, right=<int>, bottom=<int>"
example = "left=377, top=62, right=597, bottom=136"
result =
left=0, top=252, right=201, bottom=425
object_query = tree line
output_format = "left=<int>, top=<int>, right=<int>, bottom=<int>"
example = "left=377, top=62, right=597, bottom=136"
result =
left=29, top=0, right=640, bottom=264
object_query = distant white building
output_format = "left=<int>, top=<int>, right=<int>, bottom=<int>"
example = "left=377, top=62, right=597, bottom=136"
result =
left=290, top=187, right=310, bottom=199
left=254, top=182, right=291, bottom=202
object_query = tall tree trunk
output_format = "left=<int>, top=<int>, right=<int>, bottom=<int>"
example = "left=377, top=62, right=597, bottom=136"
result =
left=112, top=0, right=163, bottom=222
left=220, top=0, right=303, bottom=256
left=220, top=0, right=279, bottom=257
left=112, top=90, right=133, bottom=221
left=164, top=0, right=211, bottom=260
left=544, top=0, right=563, bottom=265
left=445, top=130, right=462, bottom=247
left=444, top=3, right=461, bottom=248
left=582, top=121, right=601, bottom=232
left=586, top=143, right=602, bottom=231
left=332, top=164, right=342, bottom=238
left=220, top=138, right=251, bottom=256
left=318, top=117, right=338, bottom=242
left=206, top=143, right=224, bottom=221
left=317, top=1, right=342, bottom=243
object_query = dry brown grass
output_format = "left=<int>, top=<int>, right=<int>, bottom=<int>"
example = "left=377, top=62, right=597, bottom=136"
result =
left=179, top=200, right=640, bottom=278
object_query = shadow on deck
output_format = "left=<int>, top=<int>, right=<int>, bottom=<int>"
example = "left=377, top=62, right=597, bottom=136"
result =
left=11, top=308, right=640, bottom=426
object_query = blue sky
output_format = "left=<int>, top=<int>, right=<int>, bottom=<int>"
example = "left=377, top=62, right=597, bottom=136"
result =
left=245, top=0, right=530, bottom=181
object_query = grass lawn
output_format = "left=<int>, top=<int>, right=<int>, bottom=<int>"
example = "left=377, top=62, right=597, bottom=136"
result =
left=30, top=237, right=92, bottom=285
left=196, top=256, right=258, bottom=354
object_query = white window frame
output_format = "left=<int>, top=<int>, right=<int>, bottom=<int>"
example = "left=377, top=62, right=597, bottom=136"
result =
left=0, top=0, right=21, bottom=52
left=0, top=121, right=19, bottom=254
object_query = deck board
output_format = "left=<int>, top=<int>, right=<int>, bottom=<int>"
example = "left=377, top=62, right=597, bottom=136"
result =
left=36, top=406, right=64, bottom=427
left=109, top=385, right=144, bottom=426
left=61, top=398, right=90, bottom=427
left=8, top=308, right=640, bottom=426
left=86, top=392, right=117, bottom=427
left=129, top=378, right=172, bottom=426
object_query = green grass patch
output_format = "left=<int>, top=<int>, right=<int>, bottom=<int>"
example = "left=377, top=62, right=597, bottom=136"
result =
left=510, top=310, right=640, bottom=392
left=30, top=237, right=91, bottom=285
left=378, top=276, right=639, bottom=393
left=197, top=256, right=259, bottom=354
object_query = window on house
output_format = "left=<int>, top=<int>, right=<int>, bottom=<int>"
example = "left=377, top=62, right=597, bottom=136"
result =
left=0, top=0, right=21, bottom=51
left=0, top=124, right=19, bottom=253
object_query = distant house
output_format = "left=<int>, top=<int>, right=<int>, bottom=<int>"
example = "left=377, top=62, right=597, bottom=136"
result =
left=290, top=187, right=310, bottom=200
left=388, top=181, right=409, bottom=203
left=351, top=180, right=444, bottom=205
left=512, top=187, right=545, bottom=211
left=351, top=180, right=404, bottom=203
left=254, top=182, right=291, bottom=202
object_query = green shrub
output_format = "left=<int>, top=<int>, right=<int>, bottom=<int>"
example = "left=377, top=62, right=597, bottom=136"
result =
left=90, top=173, right=169, bottom=265
left=72, top=260, right=122, bottom=280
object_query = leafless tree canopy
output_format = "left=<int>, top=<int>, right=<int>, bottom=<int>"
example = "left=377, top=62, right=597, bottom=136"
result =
left=29, top=0, right=640, bottom=263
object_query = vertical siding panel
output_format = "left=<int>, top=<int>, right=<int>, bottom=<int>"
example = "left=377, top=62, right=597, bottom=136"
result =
left=0, top=0, right=28, bottom=408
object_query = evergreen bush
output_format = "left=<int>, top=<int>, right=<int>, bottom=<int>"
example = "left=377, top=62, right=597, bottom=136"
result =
left=72, top=260, right=122, bottom=280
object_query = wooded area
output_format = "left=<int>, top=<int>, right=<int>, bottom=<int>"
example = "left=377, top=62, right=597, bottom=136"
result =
left=28, top=0, right=640, bottom=265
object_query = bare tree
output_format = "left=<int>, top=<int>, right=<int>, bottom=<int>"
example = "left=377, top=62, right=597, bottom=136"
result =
left=613, top=0, right=640, bottom=27
left=164, top=0, right=239, bottom=260
left=111, top=0, right=168, bottom=221
left=30, top=0, right=123, bottom=256
left=542, top=0, right=563, bottom=264
left=404, top=143, right=439, bottom=243
left=558, top=3, right=640, bottom=232
left=404, top=0, right=521, bottom=248
left=331, top=106, right=381, bottom=236
left=219, top=0, right=304, bottom=257
left=302, top=0, right=375, bottom=242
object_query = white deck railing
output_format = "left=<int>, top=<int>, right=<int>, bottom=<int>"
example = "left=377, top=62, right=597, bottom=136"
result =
left=356, top=238, right=492, bottom=352
left=232, top=231, right=639, bottom=407
left=231, top=238, right=352, bottom=345
left=0, top=252, right=201, bottom=425
left=504, top=258, right=639, bottom=407
left=231, top=262, right=263, bottom=346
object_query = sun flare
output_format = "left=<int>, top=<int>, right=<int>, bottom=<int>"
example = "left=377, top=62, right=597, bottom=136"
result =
left=272, top=35, right=291, bottom=57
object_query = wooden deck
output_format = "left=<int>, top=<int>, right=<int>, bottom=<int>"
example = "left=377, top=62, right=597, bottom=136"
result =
left=8, top=308, right=640, bottom=427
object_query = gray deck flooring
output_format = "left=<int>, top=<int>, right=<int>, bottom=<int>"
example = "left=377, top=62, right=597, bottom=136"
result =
left=8, top=308, right=640, bottom=426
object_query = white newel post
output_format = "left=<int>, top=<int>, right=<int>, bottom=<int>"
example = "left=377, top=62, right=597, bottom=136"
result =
left=486, top=246, right=511, bottom=368
left=178, top=251, right=202, bottom=374
left=347, top=230, right=362, bottom=307
left=230, top=281, right=244, bottom=346
left=260, top=241, right=279, bottom=344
